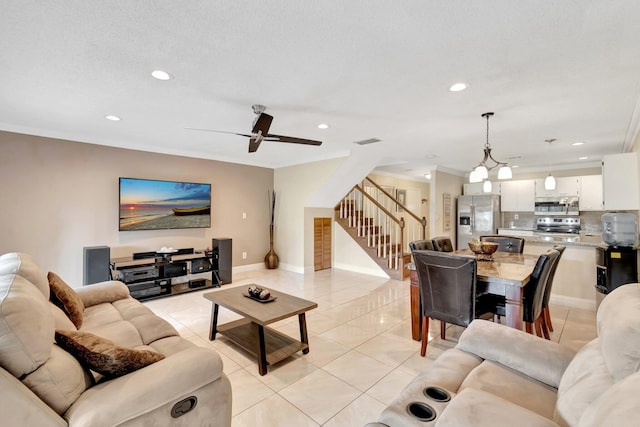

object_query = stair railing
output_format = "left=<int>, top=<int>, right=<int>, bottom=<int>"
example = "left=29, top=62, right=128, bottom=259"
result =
left=338, top=184, right=404, bottom=269
left=363, top=177, right=427, bottom=250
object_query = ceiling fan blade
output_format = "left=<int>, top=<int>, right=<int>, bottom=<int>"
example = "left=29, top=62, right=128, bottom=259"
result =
left=184, top=127, right=253, bottom=138
left=265, top=134, right=323, bottom=146
left=252, top=113, right=273, bottom=135
left=248, top=137, right=262, bottom=153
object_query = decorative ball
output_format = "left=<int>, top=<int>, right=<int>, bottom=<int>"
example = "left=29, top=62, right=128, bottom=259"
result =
left=248, top=285, right=270, bottom=300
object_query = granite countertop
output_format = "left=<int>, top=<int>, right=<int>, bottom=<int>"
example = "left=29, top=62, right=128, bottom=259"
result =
left=522, top=232, right=602, bottom=247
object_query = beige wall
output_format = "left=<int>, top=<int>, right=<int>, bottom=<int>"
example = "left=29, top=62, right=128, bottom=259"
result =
left=0, top=131, right=273, bottom=286
left=274, top=157, right=346, bottom=272
left=431, top=169, right=464, bottom=245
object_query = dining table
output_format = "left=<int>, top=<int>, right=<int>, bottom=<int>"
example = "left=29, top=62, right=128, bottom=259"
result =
left=408, top=249, right=539, bottom=340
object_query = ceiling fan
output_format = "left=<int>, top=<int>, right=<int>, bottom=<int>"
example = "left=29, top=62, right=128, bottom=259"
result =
left=186, top=105, right=323, bottom=153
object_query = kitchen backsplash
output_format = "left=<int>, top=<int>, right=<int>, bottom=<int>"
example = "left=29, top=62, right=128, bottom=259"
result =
left=502, top=211, right=605, bottom=233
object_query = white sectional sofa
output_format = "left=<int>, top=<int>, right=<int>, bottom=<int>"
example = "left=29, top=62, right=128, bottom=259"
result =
left=367, top=282, right=640, bottom=426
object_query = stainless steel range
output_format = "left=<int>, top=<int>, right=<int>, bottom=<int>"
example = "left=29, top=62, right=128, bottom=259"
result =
left=536, top=216, right=581, bottom=234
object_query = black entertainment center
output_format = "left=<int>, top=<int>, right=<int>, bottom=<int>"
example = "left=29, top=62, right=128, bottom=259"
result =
left=106, top=239, right=232, bottom=301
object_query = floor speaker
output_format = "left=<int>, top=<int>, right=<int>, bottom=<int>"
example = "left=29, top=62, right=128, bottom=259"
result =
left=83, top=246, right=111, bottom=286
left=212, top=238, right=232, bottom=285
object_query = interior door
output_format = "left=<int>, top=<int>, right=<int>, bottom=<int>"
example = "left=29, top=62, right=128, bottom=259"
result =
left=314, top=218, right=332, bottom=271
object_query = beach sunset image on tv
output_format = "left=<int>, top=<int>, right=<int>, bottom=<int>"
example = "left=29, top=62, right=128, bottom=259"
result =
left=119, top=178, right=211, bottom=231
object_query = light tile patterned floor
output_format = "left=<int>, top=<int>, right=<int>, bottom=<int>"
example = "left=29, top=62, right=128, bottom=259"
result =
left=143, top=268, right=597, bottom=426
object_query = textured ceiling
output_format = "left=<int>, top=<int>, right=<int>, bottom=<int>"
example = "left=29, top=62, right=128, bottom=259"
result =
left=1, top=1, right=640, bottom=180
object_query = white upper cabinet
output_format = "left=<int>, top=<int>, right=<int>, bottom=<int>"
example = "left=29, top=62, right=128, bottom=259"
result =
left=578, top=175, right=603, bottom=211
left=463, top=182, right=501, bottom=195
left=534, top=177, right=579, bottom=198
left=603, top=153, right=640, bottom=210
left=501, top=180, right=535, bottom=212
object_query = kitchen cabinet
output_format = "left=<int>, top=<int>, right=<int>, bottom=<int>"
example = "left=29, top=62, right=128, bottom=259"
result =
left=603, top=153, right=640, bottom=210
left=535, top=177, right=579, bottom=198
left=463, top=182, right=500, bottom=195
left=578, top=175, right=603, bottom=211
left=500, top=180, right=535, bottom=212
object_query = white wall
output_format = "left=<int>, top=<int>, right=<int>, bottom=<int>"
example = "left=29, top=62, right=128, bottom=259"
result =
left=274, top=157, right=346, bottom=272
left=333, top=226, right=387, bottom=277
left=0, top=131, right=273, bottom=286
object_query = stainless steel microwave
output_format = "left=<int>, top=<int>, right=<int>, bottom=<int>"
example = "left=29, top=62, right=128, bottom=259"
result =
left=534, top=197, right=579, bottom=216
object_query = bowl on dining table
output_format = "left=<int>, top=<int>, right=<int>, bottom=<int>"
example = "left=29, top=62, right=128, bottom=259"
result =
left=468, top=241, right=500, bottom=256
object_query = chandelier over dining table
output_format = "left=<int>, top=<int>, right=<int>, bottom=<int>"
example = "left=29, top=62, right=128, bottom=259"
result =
left=469, top=112, right=512, bottom=189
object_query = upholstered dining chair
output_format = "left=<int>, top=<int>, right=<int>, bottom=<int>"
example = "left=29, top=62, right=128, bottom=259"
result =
left=412, top=250, right=496, bottom=356
left=492, top=248, right=560, bottom=339
left=408, top=239, right=434, bottom=252
left=431, top=236, right=454, bottom=252
left=479, top=235, right=525, bottom=253
left=541, top=245, right=566, bottom=334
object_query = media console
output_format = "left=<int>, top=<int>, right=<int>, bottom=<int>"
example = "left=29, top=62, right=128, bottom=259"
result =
left=110, top=248, right=218, bottom=301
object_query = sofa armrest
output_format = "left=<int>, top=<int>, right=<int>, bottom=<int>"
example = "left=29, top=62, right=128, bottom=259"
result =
left=456, top=320, right=576, bottom=388
left=64, top=346, right=224, bottom=426
left=437, top=388, right=560, bottom=427
left=75, top=281, right=130, bottom=307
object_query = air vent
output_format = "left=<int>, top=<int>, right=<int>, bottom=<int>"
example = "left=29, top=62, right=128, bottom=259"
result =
left=353, top=138, right=382, bottom=145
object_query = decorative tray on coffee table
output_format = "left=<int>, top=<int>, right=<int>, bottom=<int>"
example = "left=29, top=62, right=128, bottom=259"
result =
left=242, top=293, right=277, bottom=303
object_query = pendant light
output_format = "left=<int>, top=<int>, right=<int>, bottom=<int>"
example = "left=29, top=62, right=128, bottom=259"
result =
left=544, top=138, right=557, bottom=190
left=483, top=180, right=493, bottom=193
left=469, top=112, right=512, bottom=183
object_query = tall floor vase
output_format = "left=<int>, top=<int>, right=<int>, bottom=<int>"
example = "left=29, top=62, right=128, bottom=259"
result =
left=264, top=225, right=279, bottom=269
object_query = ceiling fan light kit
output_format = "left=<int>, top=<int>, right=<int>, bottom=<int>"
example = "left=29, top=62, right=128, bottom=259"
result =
left=187, top=105, right=323, bottom=153
left=469, top=112, right=512, bottom=184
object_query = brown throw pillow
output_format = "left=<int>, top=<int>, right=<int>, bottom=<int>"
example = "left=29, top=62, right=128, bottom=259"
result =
left=48, top=272, right=84, bottom=329
left=55, top=330, right=164, bottom=378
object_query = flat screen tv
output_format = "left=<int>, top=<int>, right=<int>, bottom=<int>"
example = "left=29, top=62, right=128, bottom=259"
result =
left=119, top=178, right=211, bottom=231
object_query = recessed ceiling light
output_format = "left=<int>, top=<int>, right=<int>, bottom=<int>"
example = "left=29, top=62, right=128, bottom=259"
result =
left=105, top=115, right=121, bottom=121
left=318, top=123, right=329, bottom=129
left=151, top=70, right=173, bottom=80
left=512, top=165, right=519, bottom=168
left=579, top=156, right=589, bottom=160
left=449, top=82, right=468, bottom=92
left=572, top=142, right=585, bottom=146
left=424, top=173, right=432, bottom=180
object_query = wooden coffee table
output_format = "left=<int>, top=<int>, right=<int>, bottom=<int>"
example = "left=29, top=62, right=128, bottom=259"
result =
left=203, top=286, right=317, bottom=375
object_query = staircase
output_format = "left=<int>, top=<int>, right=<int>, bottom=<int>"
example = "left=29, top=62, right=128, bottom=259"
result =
left=335, top=177, right=427, bottom=280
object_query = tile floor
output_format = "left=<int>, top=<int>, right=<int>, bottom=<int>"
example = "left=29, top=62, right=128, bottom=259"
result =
left=143, top=268, right=597, bottom=427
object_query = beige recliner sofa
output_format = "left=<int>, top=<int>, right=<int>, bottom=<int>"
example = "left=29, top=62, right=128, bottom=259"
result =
left=367, top=282, right=640, bottom=426
left=0, top=252, right=232, bottom=426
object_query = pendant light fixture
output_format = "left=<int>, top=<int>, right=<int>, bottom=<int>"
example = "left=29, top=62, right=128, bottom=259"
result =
left=469, top=112, right=512, bottom=183
left=544, top=138, right=557, bottom=190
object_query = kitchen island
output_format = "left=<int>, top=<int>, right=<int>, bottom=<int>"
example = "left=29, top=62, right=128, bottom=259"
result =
left=498, top=228, right=600, bottom=309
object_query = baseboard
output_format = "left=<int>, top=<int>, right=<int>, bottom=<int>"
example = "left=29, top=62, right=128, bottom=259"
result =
left=333, top=262, right=390, bottom=279
left=549, top=294, right=596, bottom=311
left=277, top=263, right=305, bottom=274
left=232, top=263, right=265, bottom=273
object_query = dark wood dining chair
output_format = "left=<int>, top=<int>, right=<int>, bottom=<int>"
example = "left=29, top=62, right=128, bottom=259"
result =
left=479, top=235, right=525, bottom=253
left=431, top=236, right=454, bottom=252
left=541, top=245, right=566, bottom=333
left=408, top=239, right=435, bottom=252
left=492, top=248, right=560, bottom=338
left=412, top=250, right=496, bottom=356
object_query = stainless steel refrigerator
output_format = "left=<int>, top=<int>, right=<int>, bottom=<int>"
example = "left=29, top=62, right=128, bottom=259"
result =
left=457, top=195, right=501, bottom=249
